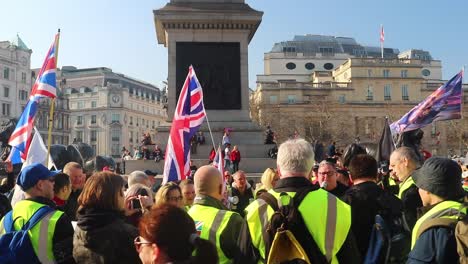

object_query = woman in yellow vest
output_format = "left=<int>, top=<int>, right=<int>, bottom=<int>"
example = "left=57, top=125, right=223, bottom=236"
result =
left=408, top=157, right=467, bottom=263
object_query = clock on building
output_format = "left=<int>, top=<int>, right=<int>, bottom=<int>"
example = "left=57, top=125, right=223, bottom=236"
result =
left=111, top=94, right=121, bottom=104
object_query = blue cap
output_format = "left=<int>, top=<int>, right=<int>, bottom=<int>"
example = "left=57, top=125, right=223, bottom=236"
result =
left=17, top=163, right=60, bottom=191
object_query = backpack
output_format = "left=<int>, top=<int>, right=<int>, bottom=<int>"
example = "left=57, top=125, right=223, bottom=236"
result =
left=364, top=190, right=411, bottom=264
left=0, top=205, right=55, bottom=264
left=259, top=186, right=329, bottom=264
left=414, top=202, right=468, bottom=264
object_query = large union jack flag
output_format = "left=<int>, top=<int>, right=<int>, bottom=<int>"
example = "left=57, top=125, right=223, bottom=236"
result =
left=8, top=33, right=59, bottom=164
left=162, top=66, right=206, bottom=183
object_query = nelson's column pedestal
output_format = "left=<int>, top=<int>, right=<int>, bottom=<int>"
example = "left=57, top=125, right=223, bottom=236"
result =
left=149, top=0, right=276, bottom=173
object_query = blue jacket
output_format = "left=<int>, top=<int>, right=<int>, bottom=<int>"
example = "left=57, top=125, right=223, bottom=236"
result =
left=407, top=226, right=459, bottom=264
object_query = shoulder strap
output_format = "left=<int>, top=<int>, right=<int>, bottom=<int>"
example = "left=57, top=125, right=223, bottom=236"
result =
left=258, top=192, right=279, bottom=211
left=22, top=206, right=55, bottom=231
left=416, top=218, right=458, bottom=239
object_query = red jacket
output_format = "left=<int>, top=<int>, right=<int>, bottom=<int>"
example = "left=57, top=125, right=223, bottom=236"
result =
left=230, top=150, right=241, bottom=162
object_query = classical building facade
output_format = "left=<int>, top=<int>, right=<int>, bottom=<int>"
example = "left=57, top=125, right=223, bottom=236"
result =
left=0, top=35, right=32, bottom=121
left=62, top=66, right=167, bottom=157
left=252, top=35, right=467, bottom=156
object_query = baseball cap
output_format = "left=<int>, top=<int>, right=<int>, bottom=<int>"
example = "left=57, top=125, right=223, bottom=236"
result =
left=412, top=157, right=465, bottom=200
left=17, top=163, right=60, bottom=191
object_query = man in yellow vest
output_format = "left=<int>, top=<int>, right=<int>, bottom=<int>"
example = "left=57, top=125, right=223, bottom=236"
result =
left=237, top=138, right=360, bottom=264
left=188, top=165, right=245, bottom=264
left=389, top=146, right=423, bottom=230
left=408, top=157, right=467, bottom=263
left=0, top=163, right=75, bottom=263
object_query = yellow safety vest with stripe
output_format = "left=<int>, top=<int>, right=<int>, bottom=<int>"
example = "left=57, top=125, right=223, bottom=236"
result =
left=398, top=176, right=415, bottom=199
left=188, top=204, right=237, bottom=264
left=0, top=200, right=63, bottom=264
left=411, top=200, right=466, bottom=249
left=244, top=188, right=351, bottom=264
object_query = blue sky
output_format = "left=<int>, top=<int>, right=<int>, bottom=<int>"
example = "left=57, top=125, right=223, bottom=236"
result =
left=2, top=0, right=467, bottom=89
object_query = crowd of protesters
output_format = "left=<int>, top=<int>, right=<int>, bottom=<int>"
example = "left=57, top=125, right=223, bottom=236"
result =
left=0, top=135, right=467, bottom=264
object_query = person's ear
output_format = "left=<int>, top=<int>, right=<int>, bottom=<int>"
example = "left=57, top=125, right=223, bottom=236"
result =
left=152, top=244, right=159, bottom=262
left=218, top=184, right=223, bottom=196
left=276, top=166, right=282, bottom=177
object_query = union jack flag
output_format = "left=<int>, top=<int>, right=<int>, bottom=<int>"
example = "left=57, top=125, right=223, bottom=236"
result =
left=390, top=70, right=463, bottom=134
left=162, top=66, right=206, bottom=183
left=8, top=33, right=59, bottom=164
left=212, top=145, right=224, bottom=176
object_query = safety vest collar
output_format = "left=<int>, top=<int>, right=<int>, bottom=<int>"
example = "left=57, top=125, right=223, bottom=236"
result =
left=398, top=176, right=415, bottom=199
left=411, top=200, right=465, bottom=248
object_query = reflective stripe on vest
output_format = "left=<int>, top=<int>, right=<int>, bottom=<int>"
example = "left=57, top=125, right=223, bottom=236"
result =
left=188, top=204, right=236, bottom=264
left=411, top=200, right=465, bottom=249
left=398, top=176, right=415, bottom=199
left=244, top=189, right=351, bottom=264
left=0, top=200, right=63, bottom=263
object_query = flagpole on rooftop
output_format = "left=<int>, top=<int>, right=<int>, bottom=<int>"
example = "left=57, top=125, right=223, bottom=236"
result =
left=46, top=29, right=60, bottom=168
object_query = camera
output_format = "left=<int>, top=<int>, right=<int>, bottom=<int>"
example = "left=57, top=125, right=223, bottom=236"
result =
left=131, top=188, right=149, bottom=209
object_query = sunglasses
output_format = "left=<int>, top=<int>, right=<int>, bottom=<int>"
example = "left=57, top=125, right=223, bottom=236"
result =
left=134, top=236, right=153, bottom=252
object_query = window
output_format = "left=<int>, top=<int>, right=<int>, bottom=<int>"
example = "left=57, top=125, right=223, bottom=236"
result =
left=19, top=90, right=28, bottom=100
left=111, top=113, right=120, bottom=123
left=91, top=101, right=97, bottom=108
left=287, top=95, right=296, bottom=104
left=270, top=95, right=278, bottom=104
left=2, top=103, right=10, bottom=116
left=368, top=69, right=373, bottom=77
left=366, top=86, right=374, bottom=100
left=3, top=67, right=9, bottom=80
left=91, top=115, right=97, bottom=124
left=401, top=85, right=409, bottom=100
left=77, top=116, right=83, bottom=125
left=3, top=86, right=9, bottom=98
left=21, top=72, right=27, bottom=83
left=401, top=70, right=408, bottom=78
left=111, top=130, right=120, bottom=141
left=338, top=94, right=346, bottom=104
left=305, top=63, right=315, bottom=70
left=76, top=131, right=83, bottom=142
left=78, top=101, right=84, bottom=109
left=383, top=69, right=390, bottom=78
left=319, top=47, right=334, bottom=56
left=384, top=84, right=392, bottom=100
left=130, top=116, right=133, bottom=125
left=91, top=144, right=97, bottom=154
left=152, top=120, right=155, bottom=128
left=90, top=130, right=97, bottom=142
left=286, top=63, right=296, bottom=70
left=323, top=63, right=334, bottom=70
left=130, top=131, right=134, bottom=143
left=111, top=144, right=120, bottom=156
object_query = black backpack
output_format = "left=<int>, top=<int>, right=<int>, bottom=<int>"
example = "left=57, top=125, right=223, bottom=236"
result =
left=364, top=190, right=411, bottom=264
left=258, top=186, right=329, bottom=264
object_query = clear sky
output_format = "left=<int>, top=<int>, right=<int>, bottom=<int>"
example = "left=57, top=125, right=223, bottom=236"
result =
left=2, top=0, right=467, bottom=90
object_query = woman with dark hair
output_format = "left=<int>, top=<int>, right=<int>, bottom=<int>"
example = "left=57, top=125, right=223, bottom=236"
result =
left=73, top=171, right=141, bottom=263
left=136, top=204, right=218, bottom=264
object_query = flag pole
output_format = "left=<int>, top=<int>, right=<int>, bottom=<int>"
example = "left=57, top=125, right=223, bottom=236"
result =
left=46, top=29, right=60, bottom=167
left=380, top=24, right=384, bottom=59
left=203, top=105, right=217, bottom=151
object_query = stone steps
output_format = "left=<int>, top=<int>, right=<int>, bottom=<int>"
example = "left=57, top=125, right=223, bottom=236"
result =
left=122, top=157, right=276, bottom=175
left=189, top=144, right=276, bottom=159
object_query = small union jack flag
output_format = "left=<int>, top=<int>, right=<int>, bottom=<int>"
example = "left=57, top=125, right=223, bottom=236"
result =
left=8, top=33, right=59, bottom=164
left=162, top=66, right=206, bottom=183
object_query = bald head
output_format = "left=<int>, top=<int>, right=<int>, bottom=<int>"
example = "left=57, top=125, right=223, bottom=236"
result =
left=193, top=165, right=223, bottom=200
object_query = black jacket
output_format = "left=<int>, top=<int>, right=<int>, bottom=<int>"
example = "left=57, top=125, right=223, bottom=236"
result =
left=230, top=184, right=254, bottom=217
left=237, top=177, right=361, bottom=264
left=401, top=183, right=423, bottom=231
left=343, top=181, right=403, bottom=257
left=26, top=197, right=75, bottom=264
left=73, top=207, right=141, bottom=264
left=64, top=189, right=81, bottom=221
left=407, top=203, right=460, bottom=264
left=191, top=195, right=245, bottom=260
left=329, top=181, right=349, bottom=199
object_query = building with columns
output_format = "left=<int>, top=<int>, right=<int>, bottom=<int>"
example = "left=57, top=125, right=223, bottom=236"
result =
left=62, top=66, right=167, bottom=157
left=251, top=35, right=467, bottom=156
left=0, top=35, right=32, bottom=121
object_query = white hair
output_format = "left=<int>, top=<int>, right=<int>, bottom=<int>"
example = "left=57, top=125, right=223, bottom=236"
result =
left=277, top=138, right=314, bottom=175
left=128, top=170, right=149, bottom=187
